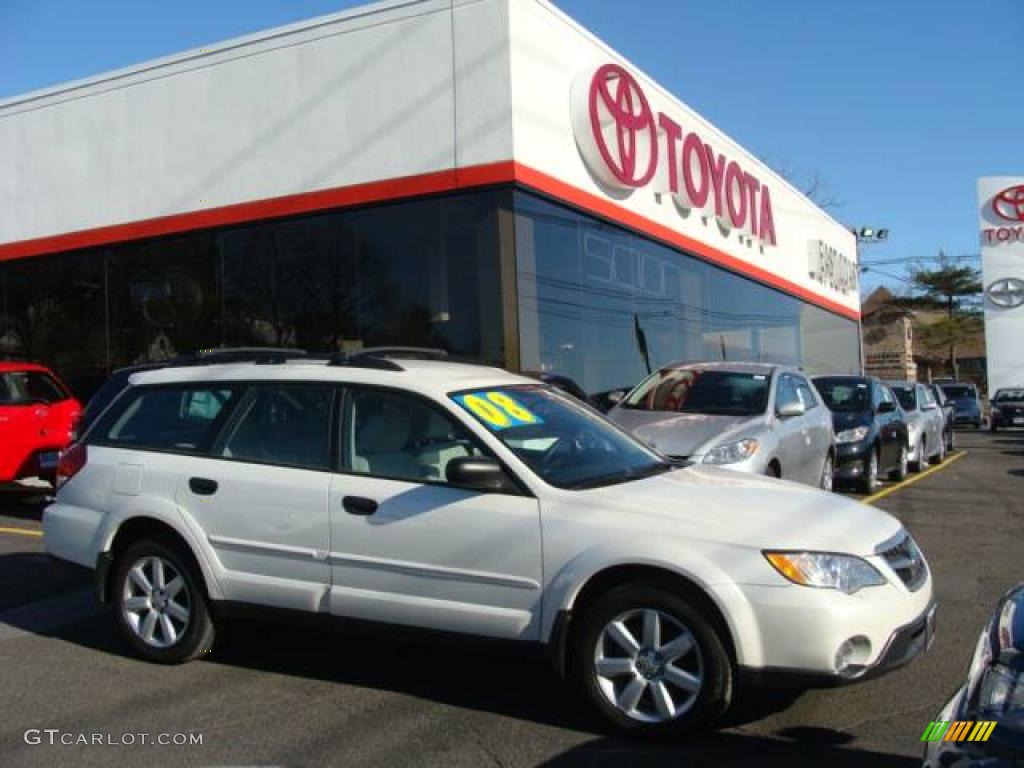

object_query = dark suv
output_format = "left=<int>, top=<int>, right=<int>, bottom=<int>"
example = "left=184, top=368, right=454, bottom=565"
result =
left=939, top=382, right=983, bottom=428
left=990, top=387, right=1024, bottom=432
left=812, top=375, right=909, bottom=494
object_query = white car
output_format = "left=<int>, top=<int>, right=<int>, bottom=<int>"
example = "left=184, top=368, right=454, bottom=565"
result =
left=44, top=350, right=936, bottom=737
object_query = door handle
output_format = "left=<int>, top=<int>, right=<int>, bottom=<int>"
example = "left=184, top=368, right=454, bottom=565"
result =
left=189, top=477, right=218, bottom=495
left=343, top=496, right=378, bottom=516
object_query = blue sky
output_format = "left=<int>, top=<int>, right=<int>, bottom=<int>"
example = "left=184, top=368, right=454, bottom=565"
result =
left=2, top=0, right=1021, bottom=298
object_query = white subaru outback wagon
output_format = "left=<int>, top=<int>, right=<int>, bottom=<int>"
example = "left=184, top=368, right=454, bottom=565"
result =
left=44, top=350, right=935, bottom=737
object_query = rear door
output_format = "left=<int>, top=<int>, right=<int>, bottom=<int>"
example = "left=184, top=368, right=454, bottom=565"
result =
left=174, top=382, right=335, bottom=612
left=793, top=374, right=831, bottom=484
left=326, top=385, right=543, bottom=640
left=773, top=374, right=807, bottom=482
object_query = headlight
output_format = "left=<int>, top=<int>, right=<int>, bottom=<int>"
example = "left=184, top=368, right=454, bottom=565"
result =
left=977, top=662, right=1024, bottom=715
left=703, top=438, right=759, bottom=465
left=835, top=426, right=869, bottom=444
left=764, top=551, right=887, bottom=594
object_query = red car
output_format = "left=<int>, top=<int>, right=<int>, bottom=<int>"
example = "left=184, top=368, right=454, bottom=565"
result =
left=0, top=363, right=81, bottom=485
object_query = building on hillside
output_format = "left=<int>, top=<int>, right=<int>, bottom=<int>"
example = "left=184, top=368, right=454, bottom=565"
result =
left=861, top=287, right=986, bottom=386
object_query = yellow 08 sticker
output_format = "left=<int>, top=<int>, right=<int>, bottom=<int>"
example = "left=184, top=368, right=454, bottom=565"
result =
left=453, top=391, right=543, bottom=431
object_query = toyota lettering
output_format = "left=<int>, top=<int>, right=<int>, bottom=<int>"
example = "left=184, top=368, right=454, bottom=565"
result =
left=572, top=63, right=777, bottom=246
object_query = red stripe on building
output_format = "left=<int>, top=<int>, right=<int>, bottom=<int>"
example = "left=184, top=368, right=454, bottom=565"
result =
left=0, top=159, right=859, bottom=321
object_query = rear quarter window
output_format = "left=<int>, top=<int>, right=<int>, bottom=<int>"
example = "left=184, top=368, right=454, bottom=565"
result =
left=92, top=384, right=237, bottom=453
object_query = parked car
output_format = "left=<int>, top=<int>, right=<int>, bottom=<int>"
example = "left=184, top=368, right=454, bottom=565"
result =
left=886, top=382, right=947, bottom=472
left=990, top=388, right=1024, bottom=433
left=812, top=376, right=909, bottom=494
left=0, top=362, right=82, bottom=486
left=606, top=362, right=835, bottom=489
left=923, top=583, right=1023, bottom=767
left=44, top=350, right=935, bottom=738
left=940, top=382, right=984, bottom=428
left=927, top=383, right=957, bottom=454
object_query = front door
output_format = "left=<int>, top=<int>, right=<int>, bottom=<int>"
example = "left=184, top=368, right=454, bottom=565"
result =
left=327, top=386, right=543, bottom=641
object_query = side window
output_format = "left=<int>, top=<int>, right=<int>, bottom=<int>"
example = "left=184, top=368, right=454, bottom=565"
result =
left=880, top=386, right=894, bottom=407
left=217, top=383, right=334, bottom=470
left=99, top=385, right=236, bottom=452
left=775, top=375, right=799, bottom=412
left=344, top=388, right=483, bottom=484
left=920, top=386, right=936, bottom=407
left=793, top=377, right=818, bottom=410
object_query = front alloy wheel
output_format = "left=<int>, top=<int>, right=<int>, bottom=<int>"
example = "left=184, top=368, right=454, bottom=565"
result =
left=594, top=608, right=704, bottom=723
left=888, top=442, right=908, bottom=482
left=572, top=584, right=732, bottom=737
left=858, top=447, right=879, bottom=494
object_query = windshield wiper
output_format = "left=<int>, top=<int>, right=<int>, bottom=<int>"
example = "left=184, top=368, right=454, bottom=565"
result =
left=566, top=461, right=676, bottom=490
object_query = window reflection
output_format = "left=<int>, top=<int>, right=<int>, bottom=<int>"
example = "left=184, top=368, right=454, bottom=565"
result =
left=0, top=189, right=508, bottom=399
left=514, top=192, right=860, bottom=396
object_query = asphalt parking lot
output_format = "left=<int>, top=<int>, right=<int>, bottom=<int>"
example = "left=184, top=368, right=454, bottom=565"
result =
left=0, top=429, right=1020, bottom=767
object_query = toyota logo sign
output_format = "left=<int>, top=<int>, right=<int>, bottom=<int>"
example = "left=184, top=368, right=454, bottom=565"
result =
left=571, top=63, right=778, bottom=246
left=993, top=186, right=1024, bottom=223
left=987, top=278, right=1024, bottom=309
left=574, top=63, right=658, bottom=189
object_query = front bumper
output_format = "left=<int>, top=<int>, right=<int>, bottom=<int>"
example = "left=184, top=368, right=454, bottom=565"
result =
left=737, top=563, right=935, bottom=686
left=834, top=441, right=870, bottom=479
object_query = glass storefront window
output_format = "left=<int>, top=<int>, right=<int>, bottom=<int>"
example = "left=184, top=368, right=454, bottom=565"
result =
left=514, top=191, right=860, bottom=396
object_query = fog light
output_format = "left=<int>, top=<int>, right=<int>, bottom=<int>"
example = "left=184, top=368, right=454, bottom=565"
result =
left=835, top=635, right=872, bottom=677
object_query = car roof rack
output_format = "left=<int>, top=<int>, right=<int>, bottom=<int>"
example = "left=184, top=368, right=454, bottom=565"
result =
left=327, top=347, right=449, bottom=371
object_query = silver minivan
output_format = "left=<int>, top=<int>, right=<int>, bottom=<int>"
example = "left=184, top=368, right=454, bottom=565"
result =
left=607, top=362, right=835, bottom=489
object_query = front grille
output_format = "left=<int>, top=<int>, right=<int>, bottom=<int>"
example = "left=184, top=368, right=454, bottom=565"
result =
left=877, top=532, right=927, bottom=592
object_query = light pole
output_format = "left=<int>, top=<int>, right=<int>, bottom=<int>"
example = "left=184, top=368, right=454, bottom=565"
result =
left=851, top=226, right=889, bottom=376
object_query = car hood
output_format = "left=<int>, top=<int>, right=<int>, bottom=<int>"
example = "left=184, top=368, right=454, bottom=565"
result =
left=831, top=410, right=872, bottom=431
left=578, top=464, right=903, bottom=556
left=607, top=408, right=762, bottom=457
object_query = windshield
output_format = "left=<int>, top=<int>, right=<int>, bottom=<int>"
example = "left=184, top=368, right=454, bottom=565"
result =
left=890, top=386, right=917, bottom=411
left=621, top=368, right=770, bottom=417
left=0, top=371, right=69, bottom=405
left=941, top=384, right=974, bottom=399
left=995, top=389, right=1024, bottom=402
left=814, top=377, right=871, bottom=413
left=451, top=385, right=674, bottom=490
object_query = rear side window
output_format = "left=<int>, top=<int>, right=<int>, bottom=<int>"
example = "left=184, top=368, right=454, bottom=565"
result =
left=216, top=383, right=335, bottom=470
left=0, top=371, right=69, bottom=405
left=97, top=385, right=236, bottom=452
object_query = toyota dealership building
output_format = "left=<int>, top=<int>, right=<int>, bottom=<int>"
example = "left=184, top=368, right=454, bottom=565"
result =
left=0, top=0, right=860, bottom=397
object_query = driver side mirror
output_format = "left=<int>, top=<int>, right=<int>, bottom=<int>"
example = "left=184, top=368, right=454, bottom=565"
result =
left=777, top=400, right=805, bottom=418
left=446, top=456, right=515, bottom=493
left=877, top=401, right=896, bottom=414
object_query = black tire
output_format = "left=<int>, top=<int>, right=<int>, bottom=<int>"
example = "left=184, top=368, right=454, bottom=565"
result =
left=819, top=452, right=834, bottom=492
left=991, top=423, right=998, bottom=434
left=910, top=437, right=925, bottom=473
left=856, top=445, right=880, bottom=494
left=112, top=538, right=215, bottom=664
left=570, top=583, right=733, bottom=738
left=764, top=462, right=781, bottom=479
left=946, top=429, right=955, bottom=453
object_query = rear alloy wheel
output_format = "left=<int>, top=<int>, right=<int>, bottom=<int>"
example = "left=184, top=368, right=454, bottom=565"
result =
left=572, top=584, right=732, bottom=737
left=819, top=453, right=834, bottom=492
left=857, top=447, right=879, bottom=494
left=888, top=442, right=908, bottom=482
left=113, top=539, right=215, bottom=664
